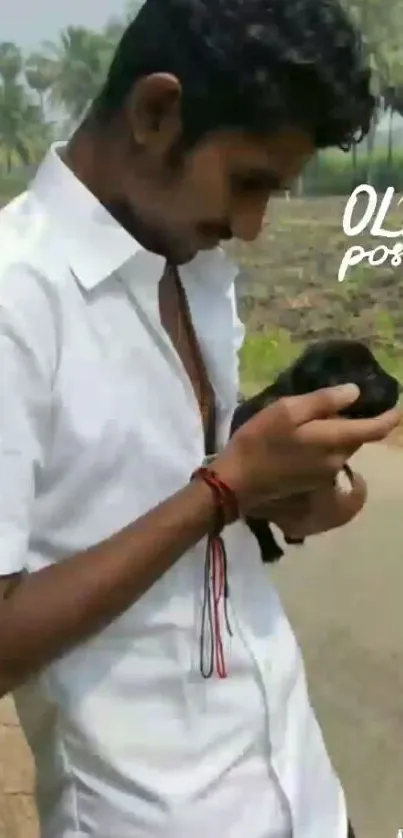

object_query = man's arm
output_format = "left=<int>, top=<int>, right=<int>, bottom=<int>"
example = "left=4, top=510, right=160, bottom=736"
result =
left=0, top=278, right=230, bottom=698
left=0, top=479, right=219, bottom=698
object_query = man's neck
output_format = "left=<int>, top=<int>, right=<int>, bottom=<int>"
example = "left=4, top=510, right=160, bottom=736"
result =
left=64, top=127, right=169, bottom=260
left=65, top=125, right=118, bottom=210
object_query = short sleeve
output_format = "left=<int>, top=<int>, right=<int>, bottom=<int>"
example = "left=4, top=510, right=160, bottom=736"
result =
left=228, top=277, right=246, bottom=392
left=0, top=266, right=54, bottom=576
left=229, top=279, right=246, bottom=356
left=221, top=275, right=246, bottom=442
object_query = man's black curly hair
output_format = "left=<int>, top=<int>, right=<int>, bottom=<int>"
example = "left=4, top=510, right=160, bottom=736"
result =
left=94, top=0, right=376, bottom=151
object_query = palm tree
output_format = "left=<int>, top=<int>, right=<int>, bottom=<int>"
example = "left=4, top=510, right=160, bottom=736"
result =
left=0, top=41, right=48, bottom=173
left=43, top=26, right=113, bottom=126
left=25, top=53, right=56, bottom=119
left=383, top=85, right=403, bottom=173
left=0, top=80, right=47, bottom=172
left=0, top=41, right=22, bottom=85
left=346, top=0, right=403, bottom=184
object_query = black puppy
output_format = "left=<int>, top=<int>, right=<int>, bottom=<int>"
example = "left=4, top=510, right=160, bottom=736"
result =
left=230, top=339, right=400, bottom=563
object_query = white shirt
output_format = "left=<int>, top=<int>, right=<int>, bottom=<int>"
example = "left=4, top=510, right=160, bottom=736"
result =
left=0, top=144, right=347, bottom=838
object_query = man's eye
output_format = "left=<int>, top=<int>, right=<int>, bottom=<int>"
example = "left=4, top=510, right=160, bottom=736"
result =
left=236, top=177, right=266, bottom=192
left=231, top=178, right=267, bottom=198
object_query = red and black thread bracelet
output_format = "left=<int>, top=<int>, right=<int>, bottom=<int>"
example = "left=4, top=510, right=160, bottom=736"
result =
left=192, top=467, right=239, bottom=532
left=191, top=467, right=239, bottom=680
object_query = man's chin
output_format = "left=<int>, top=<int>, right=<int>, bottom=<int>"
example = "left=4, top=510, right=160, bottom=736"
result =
left=171, top=246, right=199, bottom=266
left=166, top=238, right=219, bottom=266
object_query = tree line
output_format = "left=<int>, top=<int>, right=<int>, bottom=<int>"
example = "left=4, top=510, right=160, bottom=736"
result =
left=0, top=0, right=402, bottom=189
left=0, top=0, right=142, bottom=173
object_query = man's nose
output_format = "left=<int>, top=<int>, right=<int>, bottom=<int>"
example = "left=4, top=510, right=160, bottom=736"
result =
left=231, top=201, right=267, bottom=242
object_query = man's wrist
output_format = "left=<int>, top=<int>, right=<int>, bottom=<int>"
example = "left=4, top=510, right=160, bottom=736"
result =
left=191, top=466, right=239, bottom=532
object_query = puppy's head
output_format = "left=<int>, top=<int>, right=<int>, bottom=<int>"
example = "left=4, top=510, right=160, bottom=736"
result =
left=273, top=339, right=399, bottom=418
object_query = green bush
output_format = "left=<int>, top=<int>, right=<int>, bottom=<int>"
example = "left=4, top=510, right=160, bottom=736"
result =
left=305, top=150, right=403, bottom=196
left=239, top=328, right=302, bottom=394
left=240, top=328, right=403, bottom=395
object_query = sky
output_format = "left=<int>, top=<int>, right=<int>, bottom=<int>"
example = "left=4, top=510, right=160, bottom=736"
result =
left=1, top=0, right=127, bottom=50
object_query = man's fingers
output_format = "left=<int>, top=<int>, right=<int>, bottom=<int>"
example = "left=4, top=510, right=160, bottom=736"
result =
left=299, top=407, right=401, bottom=449
left=251, top=384, right=361, bottom=436
left=342, top=469, right=367, bottom=503
left=319, top=470, right=368, bottom=530
left=280, top=384, right=361, bottom=426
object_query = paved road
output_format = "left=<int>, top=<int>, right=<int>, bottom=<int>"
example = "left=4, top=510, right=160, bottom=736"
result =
left=0, top=442, right=402, bottom=837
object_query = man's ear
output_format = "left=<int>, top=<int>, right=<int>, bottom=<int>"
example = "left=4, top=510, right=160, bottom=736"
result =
left=126, top=73, right=183, bottom=154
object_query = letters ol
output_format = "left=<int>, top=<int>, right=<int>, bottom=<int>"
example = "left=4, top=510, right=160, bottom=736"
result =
left=343, top=184, right=403, bottom=238
left=339, top=185, right=403, bottom=282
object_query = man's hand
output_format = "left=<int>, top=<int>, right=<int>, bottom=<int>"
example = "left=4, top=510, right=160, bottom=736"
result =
left=215, top=383, right=399, bottom=512
left=264, top=470, right=367, bottom=540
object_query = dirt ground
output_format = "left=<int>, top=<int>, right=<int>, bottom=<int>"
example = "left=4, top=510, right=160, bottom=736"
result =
left=0, top=442, right=402, bottom=838
left=0, top=696, right=37, bottom=838
left=274, top=442, right=403, bottom=838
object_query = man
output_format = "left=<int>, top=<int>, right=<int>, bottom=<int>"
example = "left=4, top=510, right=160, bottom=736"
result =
left=0, top=1, right=398, bottom=837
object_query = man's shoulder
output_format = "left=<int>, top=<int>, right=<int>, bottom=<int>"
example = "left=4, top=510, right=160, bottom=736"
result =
left=0, top=188, right=66, bottom=360
left=0, top=191, right=35, bottom=269
left=0, top=185, right=55, bottom=267
left=0, top=186, right=69, bottom=312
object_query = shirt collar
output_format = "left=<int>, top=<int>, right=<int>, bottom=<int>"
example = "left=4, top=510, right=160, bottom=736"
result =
left=31, top=142, right=165, bottom=289
left=31, top=141, right=238, bottom=294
